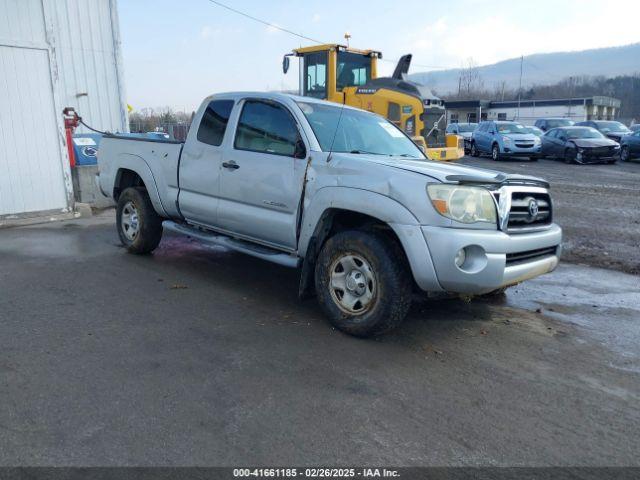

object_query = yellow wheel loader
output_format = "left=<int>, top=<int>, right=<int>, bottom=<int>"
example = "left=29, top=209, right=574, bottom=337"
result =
left=283, top=44, right=464, bottom=161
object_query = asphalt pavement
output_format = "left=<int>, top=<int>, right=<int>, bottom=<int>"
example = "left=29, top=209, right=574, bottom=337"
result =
left=1, top=212, right=639, bottom=466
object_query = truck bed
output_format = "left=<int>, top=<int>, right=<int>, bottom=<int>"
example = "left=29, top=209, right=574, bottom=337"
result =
left=97, top=134, right=184, bottom=218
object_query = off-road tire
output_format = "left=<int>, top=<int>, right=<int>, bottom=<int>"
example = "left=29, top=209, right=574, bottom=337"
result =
left=116, top=187, right=163, bottom=254
left=314, top=230, right=412, bottom=337
left=470, top=142, right=479, bottom=157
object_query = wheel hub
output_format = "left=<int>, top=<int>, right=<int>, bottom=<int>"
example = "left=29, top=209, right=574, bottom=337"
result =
left=121, top=201, right=140, bottom=241
left=329, top=254, right=377, bottom=315
left=345, top=270, right=367, bottom=296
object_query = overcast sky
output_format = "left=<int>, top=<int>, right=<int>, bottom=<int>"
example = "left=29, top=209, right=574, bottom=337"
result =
left=118, top=0, right=640, bottom=112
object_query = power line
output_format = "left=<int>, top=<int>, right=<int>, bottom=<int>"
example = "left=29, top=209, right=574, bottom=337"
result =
left=205, top=0, right=451, bottom=71
left=206, top=0, right=325, bottom=44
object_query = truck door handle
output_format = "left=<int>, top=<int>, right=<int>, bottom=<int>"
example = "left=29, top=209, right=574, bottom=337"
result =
left=222, top=161, right=239, bottom=170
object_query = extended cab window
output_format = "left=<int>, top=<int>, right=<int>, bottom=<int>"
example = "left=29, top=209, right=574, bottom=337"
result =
left=234, top=100, right=299, bottom=157
left=197, top=100, right=234, bottom=146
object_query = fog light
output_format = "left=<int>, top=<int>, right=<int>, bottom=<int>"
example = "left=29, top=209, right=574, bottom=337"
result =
left=455, top=248, right=466, bottom=268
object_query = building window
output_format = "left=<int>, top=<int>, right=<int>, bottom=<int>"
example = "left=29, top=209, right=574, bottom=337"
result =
left=450, top=113, right=459, bottom=123
left=467, top=113, right=477, bottom=122
left=497, top=113, right=507, bottom=120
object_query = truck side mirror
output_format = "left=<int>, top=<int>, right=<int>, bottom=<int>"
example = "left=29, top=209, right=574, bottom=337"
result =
left=282, top=56, right=290, bottom=74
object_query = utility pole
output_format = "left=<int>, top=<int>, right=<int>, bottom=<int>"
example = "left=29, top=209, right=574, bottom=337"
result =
left=567, top=76, right=574, bottom=119
left=516, top=55, right=523, bottom=120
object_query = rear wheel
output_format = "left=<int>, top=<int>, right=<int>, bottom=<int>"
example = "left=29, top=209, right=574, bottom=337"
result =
left=620, top=146, right=630, bottom=162
left=116, top=187, right=163, bottom=254
left=470, top=142, right=479, bottom=157
left=314, top=230, right=412, bottom=337
left=491, top=144, right=501, bottom=161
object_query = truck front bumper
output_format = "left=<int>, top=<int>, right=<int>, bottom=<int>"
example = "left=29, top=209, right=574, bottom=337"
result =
left=422, top=224, right=561, bottom=293
left=393, top=223, right=562, bottom=294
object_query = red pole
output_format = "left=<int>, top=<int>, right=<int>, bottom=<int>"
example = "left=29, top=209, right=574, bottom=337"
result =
left=62, top=107, right=80, bottom=168
left=65, top=123, right=76, bottom=168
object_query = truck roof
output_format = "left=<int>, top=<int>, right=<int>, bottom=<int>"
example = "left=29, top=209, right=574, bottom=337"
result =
left=202, top=91, right=375, bottom=114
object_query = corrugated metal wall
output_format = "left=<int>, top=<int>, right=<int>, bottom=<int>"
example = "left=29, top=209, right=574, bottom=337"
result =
left=0, top=0, right=126, bottom=217
left=47, top=0, right=127, bottom=134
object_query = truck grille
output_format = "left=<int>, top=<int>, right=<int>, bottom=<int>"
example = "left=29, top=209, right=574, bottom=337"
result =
left=492, top=187, right=553, bottom=232
left=508, top=191, right=552, bottom=229
left=506, top=247, right=557, bottom=265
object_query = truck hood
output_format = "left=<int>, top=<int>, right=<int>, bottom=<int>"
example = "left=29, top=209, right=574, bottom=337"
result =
left=347, top=154, right=549, bottom=187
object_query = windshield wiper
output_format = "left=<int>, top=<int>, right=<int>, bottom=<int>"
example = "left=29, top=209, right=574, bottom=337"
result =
left=348, top=149, right=384, bottom=155
left=393, top=153, right=420, bottom=158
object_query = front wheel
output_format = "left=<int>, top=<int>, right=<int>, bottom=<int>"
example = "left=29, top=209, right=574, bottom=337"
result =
left=620, top=146, right=629, bottom=162
left=116, top=187, right=163, bottom=254
left=314, top=230, right=412, bottom=337
left=491, top=144, right=501, bottom=161
left=564, top=148, right=576, bottom=164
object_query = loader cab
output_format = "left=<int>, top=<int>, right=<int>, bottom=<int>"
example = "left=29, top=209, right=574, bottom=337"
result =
left=285, top=44, right=380, bottom=103
left=283, top=44, right=463, bottom=160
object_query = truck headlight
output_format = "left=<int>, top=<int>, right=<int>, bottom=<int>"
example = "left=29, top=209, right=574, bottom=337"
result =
left=427, top=184, right=497, bottom=224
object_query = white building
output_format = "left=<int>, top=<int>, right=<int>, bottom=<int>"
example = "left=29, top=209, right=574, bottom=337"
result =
left=446, top=96, right=621, bottom=125
left=0, top=0, right=127, bottom=219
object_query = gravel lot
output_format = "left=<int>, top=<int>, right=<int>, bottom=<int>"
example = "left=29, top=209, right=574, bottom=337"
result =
left=460, top=156, right=640, bottom=274
left=1, top=213, right=639, bottom=466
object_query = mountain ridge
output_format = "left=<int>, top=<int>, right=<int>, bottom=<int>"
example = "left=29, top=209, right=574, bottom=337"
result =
left=408, top=43, right=640, bottom=95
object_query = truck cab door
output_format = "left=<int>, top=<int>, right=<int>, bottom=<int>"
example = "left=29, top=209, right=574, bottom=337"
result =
left=178, top=99, right=235, bottom=227
left=216, top=99, right=308, bottom=250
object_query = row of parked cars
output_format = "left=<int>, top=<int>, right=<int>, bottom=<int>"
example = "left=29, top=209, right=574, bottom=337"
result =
left=447, top=119, right=640, bottom=164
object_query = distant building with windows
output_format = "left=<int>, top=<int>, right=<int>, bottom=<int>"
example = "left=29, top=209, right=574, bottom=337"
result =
left=445, top=96, right=621, bottom=125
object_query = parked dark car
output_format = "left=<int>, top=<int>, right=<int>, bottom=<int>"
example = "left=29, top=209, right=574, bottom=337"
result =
left=620, top=130, right=640, bottom=161
left=575, top=120, right=632, bottom=143
left=534, top=118, right=574, bottom=132
left=629, top=124, right=640, bottom=133
left=540, top=126, right=620, bottom=164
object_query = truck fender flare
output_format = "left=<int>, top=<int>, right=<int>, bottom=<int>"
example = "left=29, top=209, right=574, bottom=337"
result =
left=114, top=153, right=168, bottom=217
left=298, top=187, right=419, bottom=257
left=297, top=187, right=424, bottom=299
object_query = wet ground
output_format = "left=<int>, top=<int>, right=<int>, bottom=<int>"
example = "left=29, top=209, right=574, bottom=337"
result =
left=461, top=156, right=640, bottom=275
left=1, top=212, right=639, bottom=466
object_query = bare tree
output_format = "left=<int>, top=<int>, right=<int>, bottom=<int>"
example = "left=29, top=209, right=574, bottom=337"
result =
left=457, top=58, right=483, bottom=99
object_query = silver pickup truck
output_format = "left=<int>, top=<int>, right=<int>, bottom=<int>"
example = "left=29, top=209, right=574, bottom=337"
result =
left=98, top=92, right=562, bottom=337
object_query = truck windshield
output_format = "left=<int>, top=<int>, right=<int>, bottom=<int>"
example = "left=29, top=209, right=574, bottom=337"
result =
left=296, top=102, right=425, bottom=159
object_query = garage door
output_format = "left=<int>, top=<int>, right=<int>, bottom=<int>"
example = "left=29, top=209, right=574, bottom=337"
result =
left=0, top=45, right=69, bottom=216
